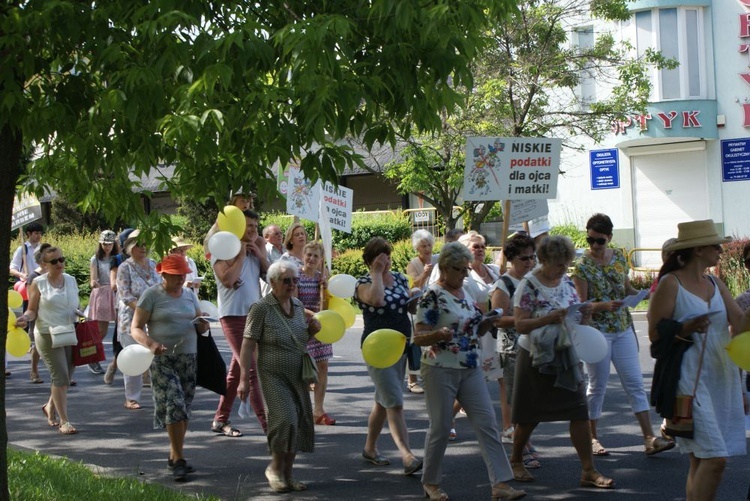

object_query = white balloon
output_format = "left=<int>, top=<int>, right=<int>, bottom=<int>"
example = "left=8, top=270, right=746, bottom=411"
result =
left=571, top=324, right=608, bottom=364
left=199, top=300, right=220, bottom=319
left=208, top=231, right=242, bottom=260
left=117, top=344, right=155, bottom=376
left=328, top=274, right=357, bottom=298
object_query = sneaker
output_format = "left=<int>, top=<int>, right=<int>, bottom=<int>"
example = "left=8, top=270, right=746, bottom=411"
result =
left=103, top=364, right=116, bottom=384
left=407, top=382, right=424, bottom=394
left=172, top=459, right=189, bottom=482
left=88, top=362, right=104, bottom=375
left=168, top=458, right=195, bottom=473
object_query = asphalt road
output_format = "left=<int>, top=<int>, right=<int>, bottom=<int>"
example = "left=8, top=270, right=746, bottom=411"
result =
left=6, top=313, right=750, bottom=500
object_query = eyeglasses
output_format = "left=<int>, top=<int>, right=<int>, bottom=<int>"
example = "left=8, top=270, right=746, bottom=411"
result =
left=282, top=277, right=300, bottom=285
left=516, top=254, right=537, bottom=262
left=46, top=257, right=66, bottom=265
left=451, top=266, right=471, bottom=274
left=586, top=236, right=607, bottom=246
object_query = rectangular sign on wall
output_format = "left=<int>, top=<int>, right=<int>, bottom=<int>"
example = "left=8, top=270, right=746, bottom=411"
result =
left=590, top=148, right=620, bottom=190
left=721, top=138, right=750, bottom=182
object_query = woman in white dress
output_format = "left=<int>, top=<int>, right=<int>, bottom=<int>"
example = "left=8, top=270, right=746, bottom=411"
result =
left=648, top=219, right=750, bottom=501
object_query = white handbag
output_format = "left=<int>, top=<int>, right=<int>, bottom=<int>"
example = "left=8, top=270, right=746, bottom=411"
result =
left=49, top=324, right=77, bottom=348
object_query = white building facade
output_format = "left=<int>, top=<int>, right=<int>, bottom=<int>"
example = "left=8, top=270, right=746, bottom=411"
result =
left=552, top=0, right=750, bottom=267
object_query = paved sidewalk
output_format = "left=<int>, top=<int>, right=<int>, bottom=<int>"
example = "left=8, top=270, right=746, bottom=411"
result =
left=5, top=315, right=749, bottom=500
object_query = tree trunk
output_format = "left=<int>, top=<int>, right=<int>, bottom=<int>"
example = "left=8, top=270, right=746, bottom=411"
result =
left=0, top=124, right=24, bottom=501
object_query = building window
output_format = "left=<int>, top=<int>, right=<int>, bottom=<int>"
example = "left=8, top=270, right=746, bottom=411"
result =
left=575, top=27, right=596, bottom=110
left=632, top=7, right=706, bottom=101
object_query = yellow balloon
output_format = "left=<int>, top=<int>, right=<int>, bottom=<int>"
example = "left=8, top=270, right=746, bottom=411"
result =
left=217, top=205, right=246, bottom=240
left=314, top=310, right=346, bottom=344
left=7, top=308, right=16, bottom=330
left=726, top=331, right=750, bottom=370
left=362, top=328, right=406, bottom=368
left=7, top=290, right=23, bottom=309
left=6, top=327, right=31, bottom=358
left=328, top=296, right=356, bottom=328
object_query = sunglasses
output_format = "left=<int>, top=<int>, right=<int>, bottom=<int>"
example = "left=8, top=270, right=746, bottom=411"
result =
left=46, top=257, right=66, bottom=265
left=451, top=266, right=471, bottom=274
left=516, top=254, right=537, bottom=262
left=282, top=277, right=300, bottom=285
left=586, top=236, right=607, bottom=246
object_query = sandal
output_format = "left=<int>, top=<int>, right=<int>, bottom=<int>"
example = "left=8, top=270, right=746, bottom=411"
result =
left=522, top=452, right=541, bottom=469
left=645, top=435, right=675, bottom=456
left=211, top=420, right=243, bottom=437
left=526, top=444, right=540, bottom=458
left=579, top=471, right=614, bottom=489
left=265, top=466, right=290, bottom=493
left=314, top=413, right=336, bottom=425
left=42, top=404, right=59, bottom=427
left=124, top=400, right=142, bottom=410
left=510, top=461, right=535, bottom=482
left=448, top=428, right=457, bottom=441
left=423, top=483, right=450, bottom=500
left=59, top=421, right=77, bottom=435
left=30, top=373, right=43, bottom=384
left=591, top=438, right=610, bottom=456
left=286, top=478, right=307, bottom=491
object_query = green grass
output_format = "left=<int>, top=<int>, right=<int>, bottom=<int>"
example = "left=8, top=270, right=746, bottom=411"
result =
left=8, top=448, right=218, bottom=501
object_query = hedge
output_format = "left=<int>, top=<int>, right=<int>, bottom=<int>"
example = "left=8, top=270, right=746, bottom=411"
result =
left=260, top=210, right=412, bottom=253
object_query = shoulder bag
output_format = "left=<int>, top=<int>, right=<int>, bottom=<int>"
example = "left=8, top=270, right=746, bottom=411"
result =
left=272, top=307, right=318, bottom=384
left=50, top=324, right=77, bottom=348
left=195, top=327, right=228, bottom=395
left=663, top=330, right=708, bottom=439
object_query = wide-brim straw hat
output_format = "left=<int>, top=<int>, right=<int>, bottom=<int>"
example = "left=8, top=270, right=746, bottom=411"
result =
left=170, top=236, right=194, bottom=251
left=664, top=219, right=731, bottom=252
left=122, top=229, right=141, bottom=255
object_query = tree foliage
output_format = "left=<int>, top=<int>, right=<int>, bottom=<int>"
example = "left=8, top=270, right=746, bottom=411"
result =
left=384, top=0, right=676, bottom=230
left=0, top=1, right=517, bottom=496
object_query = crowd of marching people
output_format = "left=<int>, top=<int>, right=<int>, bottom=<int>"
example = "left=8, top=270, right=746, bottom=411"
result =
left=8, top=200, right=750, bottom=500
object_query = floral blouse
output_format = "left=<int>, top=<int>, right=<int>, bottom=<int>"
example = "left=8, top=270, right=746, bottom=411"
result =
left=117, top=258, right=160, bottom=339
left=415, top=284, right=482, bottom=369
left=514, top=273, right=580, bottom=319
left=571, top=248, right=632, bottom=333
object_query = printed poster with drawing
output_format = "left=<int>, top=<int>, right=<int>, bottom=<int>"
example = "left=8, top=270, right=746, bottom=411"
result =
left=464, top=137, right=561, bottom=201
left=286, top=166, right=321, bottom=222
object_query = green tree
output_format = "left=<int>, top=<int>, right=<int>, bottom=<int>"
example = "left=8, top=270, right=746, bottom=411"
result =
left=0, top=1, right=516, bottom=495
left=384, top=0, right=676, bottom=230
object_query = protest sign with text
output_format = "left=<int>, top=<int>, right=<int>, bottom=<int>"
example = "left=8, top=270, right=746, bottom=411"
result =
left=464, top=137, right=561, bottom=201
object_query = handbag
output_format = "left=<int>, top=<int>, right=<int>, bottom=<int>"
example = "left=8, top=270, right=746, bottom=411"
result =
left=49, top=324, right=77, bottom=348
left=272, top=307, right=318, bottom=385
left=196, top=327, right=228, bottom=396
left=663, top=330, right=708, bottom=439
left=72, top=321, right=105, bottom=366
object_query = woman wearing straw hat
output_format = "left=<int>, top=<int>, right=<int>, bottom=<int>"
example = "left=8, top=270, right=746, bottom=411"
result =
left=117, top=230, right=160, bottom=410
left=649, top=219, right=750, bottom=501
left=169, top=237, right=201, bottom=297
